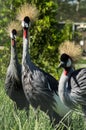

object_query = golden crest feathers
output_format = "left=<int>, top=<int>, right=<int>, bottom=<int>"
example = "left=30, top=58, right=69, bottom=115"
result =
left=59, top=41, right=82, bottom=62
left=6, top=21, right=21, bottom=36
left=16, top=3, right=39, bottom=22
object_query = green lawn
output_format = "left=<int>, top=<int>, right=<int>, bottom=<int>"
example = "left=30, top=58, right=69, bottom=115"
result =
left=0, top=79, right=86, bottom=130
left=0, top=57, right=86, bottom=130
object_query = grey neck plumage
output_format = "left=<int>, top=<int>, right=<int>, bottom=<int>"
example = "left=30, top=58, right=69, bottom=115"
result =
left=9, top=39, right=20, bottom=81
left=22, top=29, right=35, bottom=71
left=58, top=67, right=75, bottom=108
left=10, top=40, right=18, bottom=65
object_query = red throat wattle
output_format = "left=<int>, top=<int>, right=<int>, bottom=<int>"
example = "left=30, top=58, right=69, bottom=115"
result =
left=64, top=70, right=68, bottom=75
left=12, top=39, right=15, bottom=46
left=23, top=29, right=27, bottom=38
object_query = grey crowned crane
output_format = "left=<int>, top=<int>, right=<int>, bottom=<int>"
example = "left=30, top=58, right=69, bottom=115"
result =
left=17, top=4, right=71, bottom=126
left=20, top=14, right=70, bottom=125
left=5, top=23, right=29, bottom=112
left=58, top=53, right=86, bottom=118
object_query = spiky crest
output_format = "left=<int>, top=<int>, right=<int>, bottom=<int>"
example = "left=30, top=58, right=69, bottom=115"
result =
left=17, top=3, right=39, bottom=22
left=59, top=41, right=82, bottom=62
left=6, top=21, right=21, bottom=36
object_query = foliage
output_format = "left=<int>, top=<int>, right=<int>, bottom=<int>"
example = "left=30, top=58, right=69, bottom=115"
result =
left=0, top=47, right=10, bottom=79
left=74, top=31, right=82, bottom=42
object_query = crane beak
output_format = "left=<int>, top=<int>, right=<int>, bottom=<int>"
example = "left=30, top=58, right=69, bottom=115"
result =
left=56, top=62, right=63, bottom=73
left=58, top=62, right=64, bottom=68
left=58, top=63, right=61, bottom=68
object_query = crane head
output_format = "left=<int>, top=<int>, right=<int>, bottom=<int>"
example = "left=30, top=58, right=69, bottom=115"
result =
left=10, top=29, right=17, bottom=40
left=22, top=16, right=31, bottom=29
left=58, top=53, right=72, bottom=69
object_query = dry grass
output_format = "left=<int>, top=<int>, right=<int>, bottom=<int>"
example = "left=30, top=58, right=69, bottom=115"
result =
left=59, top=41, right=82, bottom=62
left=6, top=21, right=21, bottom=36
left=16, top=3, right=39, bottom=22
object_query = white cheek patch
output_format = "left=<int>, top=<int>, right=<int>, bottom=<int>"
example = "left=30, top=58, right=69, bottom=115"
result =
left=10, top=33, right=13, bottom=39
left=10, top=33, right=16, bottom=39
left=25, top=23, right=29, bottom=28
left=22, top=21, right=31, bottom=28
left=67, top=59, right=72, bottom=67
left=22, top=21, right=29, bottom=28
left=22, top=21, right=25, bottom=27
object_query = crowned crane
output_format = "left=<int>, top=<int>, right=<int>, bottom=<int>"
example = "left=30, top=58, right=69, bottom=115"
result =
left=20, top=15, right=70, bottom=125
left=58, top=53, right=86, bottom=118
left=5, top=27, right=29, bottom=112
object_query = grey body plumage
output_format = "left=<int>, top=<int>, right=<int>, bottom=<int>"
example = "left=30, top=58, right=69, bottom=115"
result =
left=22, top=63, right=58, bottom=110
left=68, top=68, right=86, bottom=107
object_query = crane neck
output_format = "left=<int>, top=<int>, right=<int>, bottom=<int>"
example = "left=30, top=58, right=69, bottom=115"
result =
left=10, top=39, right=18, bottom=64
left=58, top=67, right=74, bottom=107
left=22, top=28, right=31, bottom=67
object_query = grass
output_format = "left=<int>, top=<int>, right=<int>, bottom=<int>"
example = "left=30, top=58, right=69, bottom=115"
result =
left=0, top=57, right=86, bottom=130
left=0, top=79, right=53, bottom=130
left=0, top=79, right=86, bottom=130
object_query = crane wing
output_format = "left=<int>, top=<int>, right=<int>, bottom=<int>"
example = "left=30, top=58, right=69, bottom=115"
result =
left=69, top=68, right=86, bottom=105
left=22, top=68, right=56, bottom=109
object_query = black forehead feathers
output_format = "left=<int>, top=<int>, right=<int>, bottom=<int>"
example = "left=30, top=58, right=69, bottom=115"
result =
left=24, top=16, right=30, bottom=23
left=12, top=29, right=17, bottom=35
left=60, top=53, right=71, bottom=62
